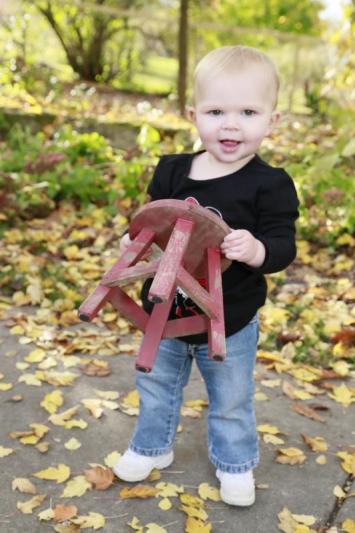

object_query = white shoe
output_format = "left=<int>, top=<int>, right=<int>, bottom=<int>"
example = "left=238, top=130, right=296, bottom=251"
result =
left=216, top=469, right=255, bottom=506
left=113, top=449, right=174, bottom=482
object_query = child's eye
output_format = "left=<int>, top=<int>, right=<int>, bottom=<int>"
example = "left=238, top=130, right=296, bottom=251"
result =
left=242, top=109, right=256, bottom=116
left=208, top=109, right=223, bottom=116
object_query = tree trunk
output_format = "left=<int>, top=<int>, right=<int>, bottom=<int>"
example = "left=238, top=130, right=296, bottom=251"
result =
left=177, top=0, right=189, bottom=116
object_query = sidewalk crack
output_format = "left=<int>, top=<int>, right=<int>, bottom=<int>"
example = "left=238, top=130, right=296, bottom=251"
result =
left=318, top=474, right=354, bottom=533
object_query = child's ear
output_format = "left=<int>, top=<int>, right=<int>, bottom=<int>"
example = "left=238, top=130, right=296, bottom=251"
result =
left=186, top=106, right=196, bottom=122
left=266, top=111, right=281, bottom=134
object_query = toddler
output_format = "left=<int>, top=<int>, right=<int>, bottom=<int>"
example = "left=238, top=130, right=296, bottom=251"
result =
left=113, top=45, right=299, bottom=507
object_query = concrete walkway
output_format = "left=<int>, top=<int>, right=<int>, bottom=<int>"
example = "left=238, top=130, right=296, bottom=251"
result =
left=0, top=316, right=354, bottom=533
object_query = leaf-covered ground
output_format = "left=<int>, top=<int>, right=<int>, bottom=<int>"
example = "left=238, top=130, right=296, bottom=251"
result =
left=0, top=113, right=354, bottom=532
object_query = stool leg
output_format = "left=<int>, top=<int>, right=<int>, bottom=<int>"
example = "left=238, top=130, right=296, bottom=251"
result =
left=207, top=248, right=226, bottom=361
left=135, top=290, right=175, bottom=373
left=148, top=218, right=194, bottom=304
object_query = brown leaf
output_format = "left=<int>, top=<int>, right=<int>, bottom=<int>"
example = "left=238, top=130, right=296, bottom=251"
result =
left=81, top=362, right=111, bottom=377
left=84, top=466, right=114, bottom=490
left=332, top=329, right=355, bottom=346
left=119, top=484, right=159, bottom=499
left=292, top=403, right=325, bottom=422
left=53, top=504, right=78, bottom=523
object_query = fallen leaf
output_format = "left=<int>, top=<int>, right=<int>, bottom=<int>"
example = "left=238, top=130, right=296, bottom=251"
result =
left=72, top=511, right=106, bottom=529
left=145, top=524, right=167, bottom=533
left=185, top=516, right=212, bottom=533
left=0, top=445, right=14, bottom=457
left=292, top=403, right=325, bottom=422
left=158, top=497, right=172, bottom=510
left=316, top=455, right=327, bottom=465
left=104, top=451, right=121, bottom=468
left=120, top=484, right=159, bottom=499
left=333, top=485, right=346, bottom=498
left=33, top=464, right=71, bottom=484
left=198, top=483, right=220, bottom=502
left=328, top=383, right=354, bottom=407
left=64, top=438, right=82, bottom=451
left=53, top=504, right=78, bottom=522
left=12, top=478, right=37, bottom=494
left=38, top=507, right=55, bottom=521
left=301, top=434, right=328, bottom=452
left=84, top=466, right=114, bottom=490
left=276, top=448, right=306, bottom=465
left=155, top=482, right=184, bottom=498
left=342, top=519, right=355, bottom=533
left=17, top=494, right=46, bottom=514
left=41, top=390, right=64, bottom=414
left=60, top=475, right=92, bottom=498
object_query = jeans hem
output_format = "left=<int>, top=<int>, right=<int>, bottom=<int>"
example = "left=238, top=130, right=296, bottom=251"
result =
left=209, top=450, right=259, bottom=473
left=129, top=444, right=173, bottom=457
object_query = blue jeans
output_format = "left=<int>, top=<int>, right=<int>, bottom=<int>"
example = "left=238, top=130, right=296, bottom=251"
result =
left=129, top=316, right=259, bottom=473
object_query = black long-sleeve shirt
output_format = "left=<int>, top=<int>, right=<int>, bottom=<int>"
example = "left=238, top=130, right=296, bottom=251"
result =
left=141, top=152, right=299, bottom=344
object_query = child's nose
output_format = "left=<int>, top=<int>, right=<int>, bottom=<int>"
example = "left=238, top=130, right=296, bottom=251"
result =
left=222, top=114, right=239, bottom=129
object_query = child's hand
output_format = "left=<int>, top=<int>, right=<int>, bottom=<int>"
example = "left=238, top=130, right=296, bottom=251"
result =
left=120, top=232, right=151, bottom=260
left=119, top=233, right=132, bottom=256
left=221, top=229, right=266, bottom=267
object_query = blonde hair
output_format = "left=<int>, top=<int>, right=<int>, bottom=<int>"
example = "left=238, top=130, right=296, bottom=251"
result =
left=194, top=45, right=280, bottom=107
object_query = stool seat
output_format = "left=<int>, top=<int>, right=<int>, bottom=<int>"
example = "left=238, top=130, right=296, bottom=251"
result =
left=78, top=199, right=231, bottom=372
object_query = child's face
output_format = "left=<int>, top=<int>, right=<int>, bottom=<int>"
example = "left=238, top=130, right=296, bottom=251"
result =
left=190, top=65, right=279, bottom=167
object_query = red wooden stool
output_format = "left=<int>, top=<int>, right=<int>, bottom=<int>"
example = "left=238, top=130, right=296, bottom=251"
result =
left=78, top=199, right=231, bottom=372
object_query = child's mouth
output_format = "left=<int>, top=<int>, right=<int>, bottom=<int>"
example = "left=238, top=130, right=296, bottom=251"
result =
left=219, top=140, right=240, bottom=149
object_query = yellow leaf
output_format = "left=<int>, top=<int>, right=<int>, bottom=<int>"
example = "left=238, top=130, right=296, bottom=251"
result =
left=292, top=514, right=316, bottom=526
left=301, top=435, right=328, bottom=453
left=278, top=507, right=299, bottom=533
left=184, top=399, right=208, bottom=409
left=198, top=482, right=221, bottom=502
left=41, top=390, right=64, bottom=414
left=30, top=423, right=50, bottom=439
left=337, top=451, right=355, bottom=475
left=33, top=464, right=71, bottom=484
left=25, top=349, right=46, bottom=364
left=329, top=384, right=354, bottom=407
left=342, top=519, right=355, bottom=533
left=49, top=406, right=79, bottom=426
left=38, top=507, right=55, bottom=521
left=120, top=484, right=159, bottom=499
left=122, top=390, right=140, bottom=407
left=94, top=389, right=120, bottom=400
left=20, top=434, right=40, bottom=445
left=158, top=497, right=172, bottom=510
left=180, top=493, right=204, bottom=508
left=64, top=438, right=82, bottom=451
left=333, top=485, right=346, bottom=498
left=104, top=451, right=121, bottom=468
left=155, top=482, right=184, bottom=498
left=0, top=383, right=13, bottom=391
left=63, top=245, right=80, bottom=260
left=60, top=475, right=92, bottom=498
left=261, top=379, right=281, bottom=388
left=263, top=434, right=285, bottom=445
left=18, top=373, right=42, bottom=386
left=72, top=512, right=106, bottom=530
left=81, top=399, right=104, bottom=418
left=127, top=516, right=143, bottom=531
left=180, top=504, right=208, bottom=521
left=316, top=455, right=327, bottom=465
left=0, top=445, right=14, bottom=457
left=17, top=494, right=46, bottom=514
left=12, top=478, right=37, bottom=494
left=185, top=517, right=212, bottom=533
left=64, top=418, right=88, bottom=430
left=276, top=448, right=306, bottom=465
left=294, top=526, right=311, bottom=533
left=145, top=524, right=167, bottom=533
left=257, top=424, right=282, bottom=435
left=332, top=360, right=350, bottom=377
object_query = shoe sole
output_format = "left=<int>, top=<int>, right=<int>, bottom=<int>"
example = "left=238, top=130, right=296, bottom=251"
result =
left=113, top=452, right=174, bottom=482
left=220, top=488, right=255, bottom=507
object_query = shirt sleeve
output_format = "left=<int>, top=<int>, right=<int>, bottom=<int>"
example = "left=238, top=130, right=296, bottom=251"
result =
left=147, top=155, right=171, bottom=200
left=253, top=170, right=299, bottom=274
